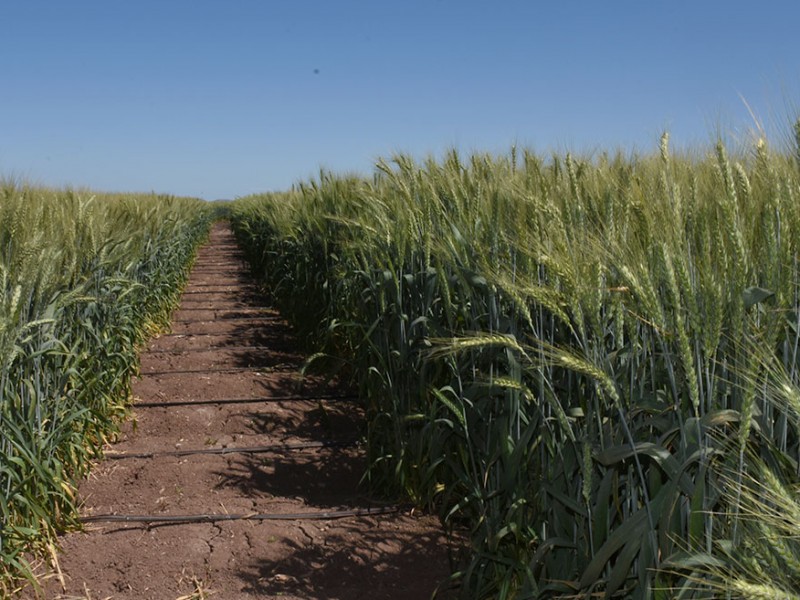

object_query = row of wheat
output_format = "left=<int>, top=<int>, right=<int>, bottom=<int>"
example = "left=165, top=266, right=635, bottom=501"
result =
left=0, top=182, right=212, bottom=593
left=231, top=127, right=800, bottom=598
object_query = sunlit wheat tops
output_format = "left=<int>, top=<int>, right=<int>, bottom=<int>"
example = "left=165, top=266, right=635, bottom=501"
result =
left=0, top=182, right=212, bottom=594
left=232, top=125, right=800, bottom=599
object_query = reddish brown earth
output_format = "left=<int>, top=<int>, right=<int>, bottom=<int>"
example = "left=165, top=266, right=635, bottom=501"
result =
left=31, top=223, right=458, bottom=600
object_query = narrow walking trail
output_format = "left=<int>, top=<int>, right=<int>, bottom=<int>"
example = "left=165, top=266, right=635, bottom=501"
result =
left=37, top=223, right=454, bottom=600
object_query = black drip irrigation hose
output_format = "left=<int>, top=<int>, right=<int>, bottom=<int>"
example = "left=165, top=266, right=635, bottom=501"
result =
left=173, top=307, right=259, bottom=311
left=157, top=332, right=267, bottom=339
left=81, top=505, right=404, bottom=524
left=181, top=286, right=258, bottom=291
left=158, top=330, right=278, bottom=339
left=134, top=393, right=357, bottom=408
left=174, top=307, right=274, bottom=312
left=171, top=316, right=282, bottom=324
left=105, top=439, right=359, bottom=460
left=173, top=306, right=267, bottom=312
left=182, top=279, right=252, bottom=285
left=174, top=304, right=267, bottom=309
left=183, top=285, right=258, bottom=296
left=144, top=345, right=281, bottom=354
left=140, top=365, right=300, bottom=376
left=178, top=292, right=259, bottom=298
left=193, top=258, right=245, bottom=262
left=193, top=256, right=243, bottom=260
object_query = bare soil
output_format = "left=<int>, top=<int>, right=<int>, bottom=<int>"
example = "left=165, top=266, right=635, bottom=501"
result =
left=31, top=223, right=457, bottom=600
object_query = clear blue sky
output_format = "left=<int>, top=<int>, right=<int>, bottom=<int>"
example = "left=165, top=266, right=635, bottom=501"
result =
left=1, top=1, right=798, bottom=200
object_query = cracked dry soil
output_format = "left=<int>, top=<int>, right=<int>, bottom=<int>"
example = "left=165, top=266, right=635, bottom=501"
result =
left=33, top=223, right=456, bottom=600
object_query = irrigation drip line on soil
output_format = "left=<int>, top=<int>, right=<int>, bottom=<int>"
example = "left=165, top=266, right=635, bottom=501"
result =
left=192, top=257, right=245, bottom=261
left=181, top=278, right=253, bottom=284
left=134, top=394, right=357, bottom=407
left=156, top=332, right=273, bottom=339
left=181, top=282, right=248, bottom=286
left=192, top=256, right=242, bottom=259
left=188, top=270, right=248, bottom=274
left=105, top=439, right=359, bottom=460
left=190, top=264, right=246, bottom=268
left=173, top=305, right=264, bottom=310
left=185, top=276, right=250, bottom=280
left=140, top=365, right=301, bottom=376
left=146, top=343, right=299, bottom=352
left=180, top=289, right=257, bottom=295
left=181, top=309, right=270, bottom=315
left=80, top=505, right=404, bottom=524
left=178, top=292, right=261, bottom=298
left=183, top=282, right=261, bottom=295
left=174, top=307, right=275, bottom=313
left=171, top=316, right=282, bottom=324
left=145, top=345, right=278, bottom=354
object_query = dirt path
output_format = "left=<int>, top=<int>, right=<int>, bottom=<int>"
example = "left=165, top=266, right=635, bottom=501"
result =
left=36, top=223, right=455, bottom=600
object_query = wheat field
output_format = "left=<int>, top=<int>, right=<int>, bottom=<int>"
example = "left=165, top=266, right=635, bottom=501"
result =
left=0, top=182, right=211, bottom=593
left=230, top=126, right=800, bottom=598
